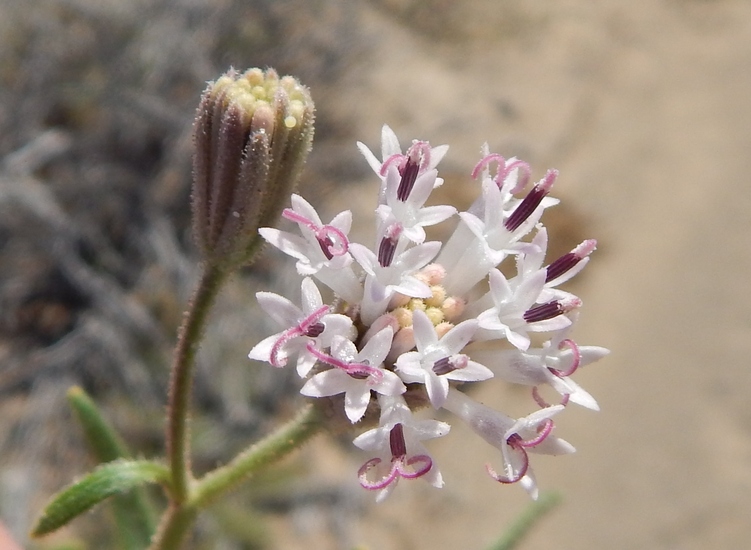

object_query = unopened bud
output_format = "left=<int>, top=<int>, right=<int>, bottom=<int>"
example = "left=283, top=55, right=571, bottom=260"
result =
left=192, top=67, right=315, bottom=269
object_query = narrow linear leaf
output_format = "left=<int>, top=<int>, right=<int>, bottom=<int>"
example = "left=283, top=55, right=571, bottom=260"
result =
left=67, top=386, right=130, bottom=462
left=67, top=386, right=160, bottom=549
left=31, top=460, right=169, bottom=538
left=486, top=491, right=563, bottom=550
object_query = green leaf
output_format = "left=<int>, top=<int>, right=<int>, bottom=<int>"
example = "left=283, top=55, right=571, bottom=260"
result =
left=67, top=386, right=131, bottom=463
left=485, top=491, right=563, bottom=550
left=31, top=460, right=169, bottom=538
left=67, top=386, right=159, bottom=549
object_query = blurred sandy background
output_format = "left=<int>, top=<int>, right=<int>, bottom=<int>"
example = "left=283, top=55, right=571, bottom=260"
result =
left=1, top=0, right=750, bottom=549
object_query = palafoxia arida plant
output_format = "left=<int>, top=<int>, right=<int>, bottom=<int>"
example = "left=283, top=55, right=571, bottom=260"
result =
left=32, top=67, right=608, bottom=549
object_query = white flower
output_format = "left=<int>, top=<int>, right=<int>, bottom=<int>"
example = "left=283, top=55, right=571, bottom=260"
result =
left=354, top=394, right=449, bottom=502
left=439, top=172, right=559, bottom=296
left=248, top=277, right=354, bottom=376
left=396, top=309, right=493, bottom=408
left=475, top=269, right=572, bottom=350
left=356, top=124, right=449, bottom=185
left=443, top=389, right=574, bottom=500
left=300, top=327, right=405, bottom=423
left=259, top=194, right=362, bottom=303
left=375, top=164, right=455, bottom=245
left=471, top=324, right=609, bottom=410
left=350, top=240, right=441, bottom=325
left=516, top=227, right=597, bottom=303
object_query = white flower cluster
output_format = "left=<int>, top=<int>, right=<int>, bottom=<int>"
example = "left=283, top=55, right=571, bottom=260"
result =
left=249, top=125, right=608, bottom=501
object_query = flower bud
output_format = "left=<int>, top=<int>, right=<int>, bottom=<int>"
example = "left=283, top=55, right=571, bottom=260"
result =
left=192, top=68, right=315, bottom=269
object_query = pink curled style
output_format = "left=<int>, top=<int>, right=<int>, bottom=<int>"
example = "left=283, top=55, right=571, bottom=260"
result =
left=268, top=305, right=331, bottom=367
left=549, top=338, right=581, bottom=378
left=517, top=419, right=554, bottom=448
left=380, top=141, right=432, bottom=177
left=501, top=159, right=532, bottom=194
left=532, top=387, right=571, bottom=408
left=316, top=224, right=349, bottom=258
left=282, top=208, right=349, bottom=259
left=471, top=153, right=506, bottom=181
left=380, top=153, right=407, bottom=176
left=406, top=141, right=432, bottom=173
left=486, top=446, right=529, bottom=484
left=357, top=455, right=433, bottom=490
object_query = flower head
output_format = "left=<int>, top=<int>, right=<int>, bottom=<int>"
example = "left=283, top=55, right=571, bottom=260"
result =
left=249, top=124, right=608, bottom=500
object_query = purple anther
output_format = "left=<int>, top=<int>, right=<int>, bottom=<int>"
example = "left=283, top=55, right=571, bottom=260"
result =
left=268, top=304, right=331, bottom=367
left=504, top=169, right=558, bottom=232
left=545, top=239, right=597, bottom=283
left=304, top=322, right=325, bottom=338
left=378, top=223, right=402, bottom=267
left=432, top=355, right=468, bottom=376
left=523, top=301, right=563, bottom=324
left=396, top=154, right=420, bottom=201
left=524, top=296, right=580, bottom=324
left=389, top=423, right=407, bottom=458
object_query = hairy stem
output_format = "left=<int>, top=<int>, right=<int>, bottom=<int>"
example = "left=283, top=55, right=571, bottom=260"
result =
left=166, top=263, right=227, bottom=503
left=148, top=503, right=198, bottom=550
left=192, top=404, right=322, bottom=507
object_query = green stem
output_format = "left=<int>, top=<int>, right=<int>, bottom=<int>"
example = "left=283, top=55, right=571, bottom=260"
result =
left=166, top=262, right=227, bottom=503
left=148, top=503, right=198, bottom=550
left=192, top=404, right=322, bottom=507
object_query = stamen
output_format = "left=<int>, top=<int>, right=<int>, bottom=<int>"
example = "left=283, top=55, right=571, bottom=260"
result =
left=523, top=301, right=563, bottom=323
left=545, top=239, right=597, bottom=283
left=523, top=296, right=580, bottom=323
left=504, top=169, right=557, bottom=232
left=389, top=423, right=407, bottom=458
left=396, top=154, right=420, bottom=201
left=549, top=338, right=581, bottom=377
left=432, top=354, right=468, bottom=376
left=378, top=223, right=402, bottom=267
left=268, top=304, right=331, bottom=367
left=304, top=322, right=325, bottom=337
